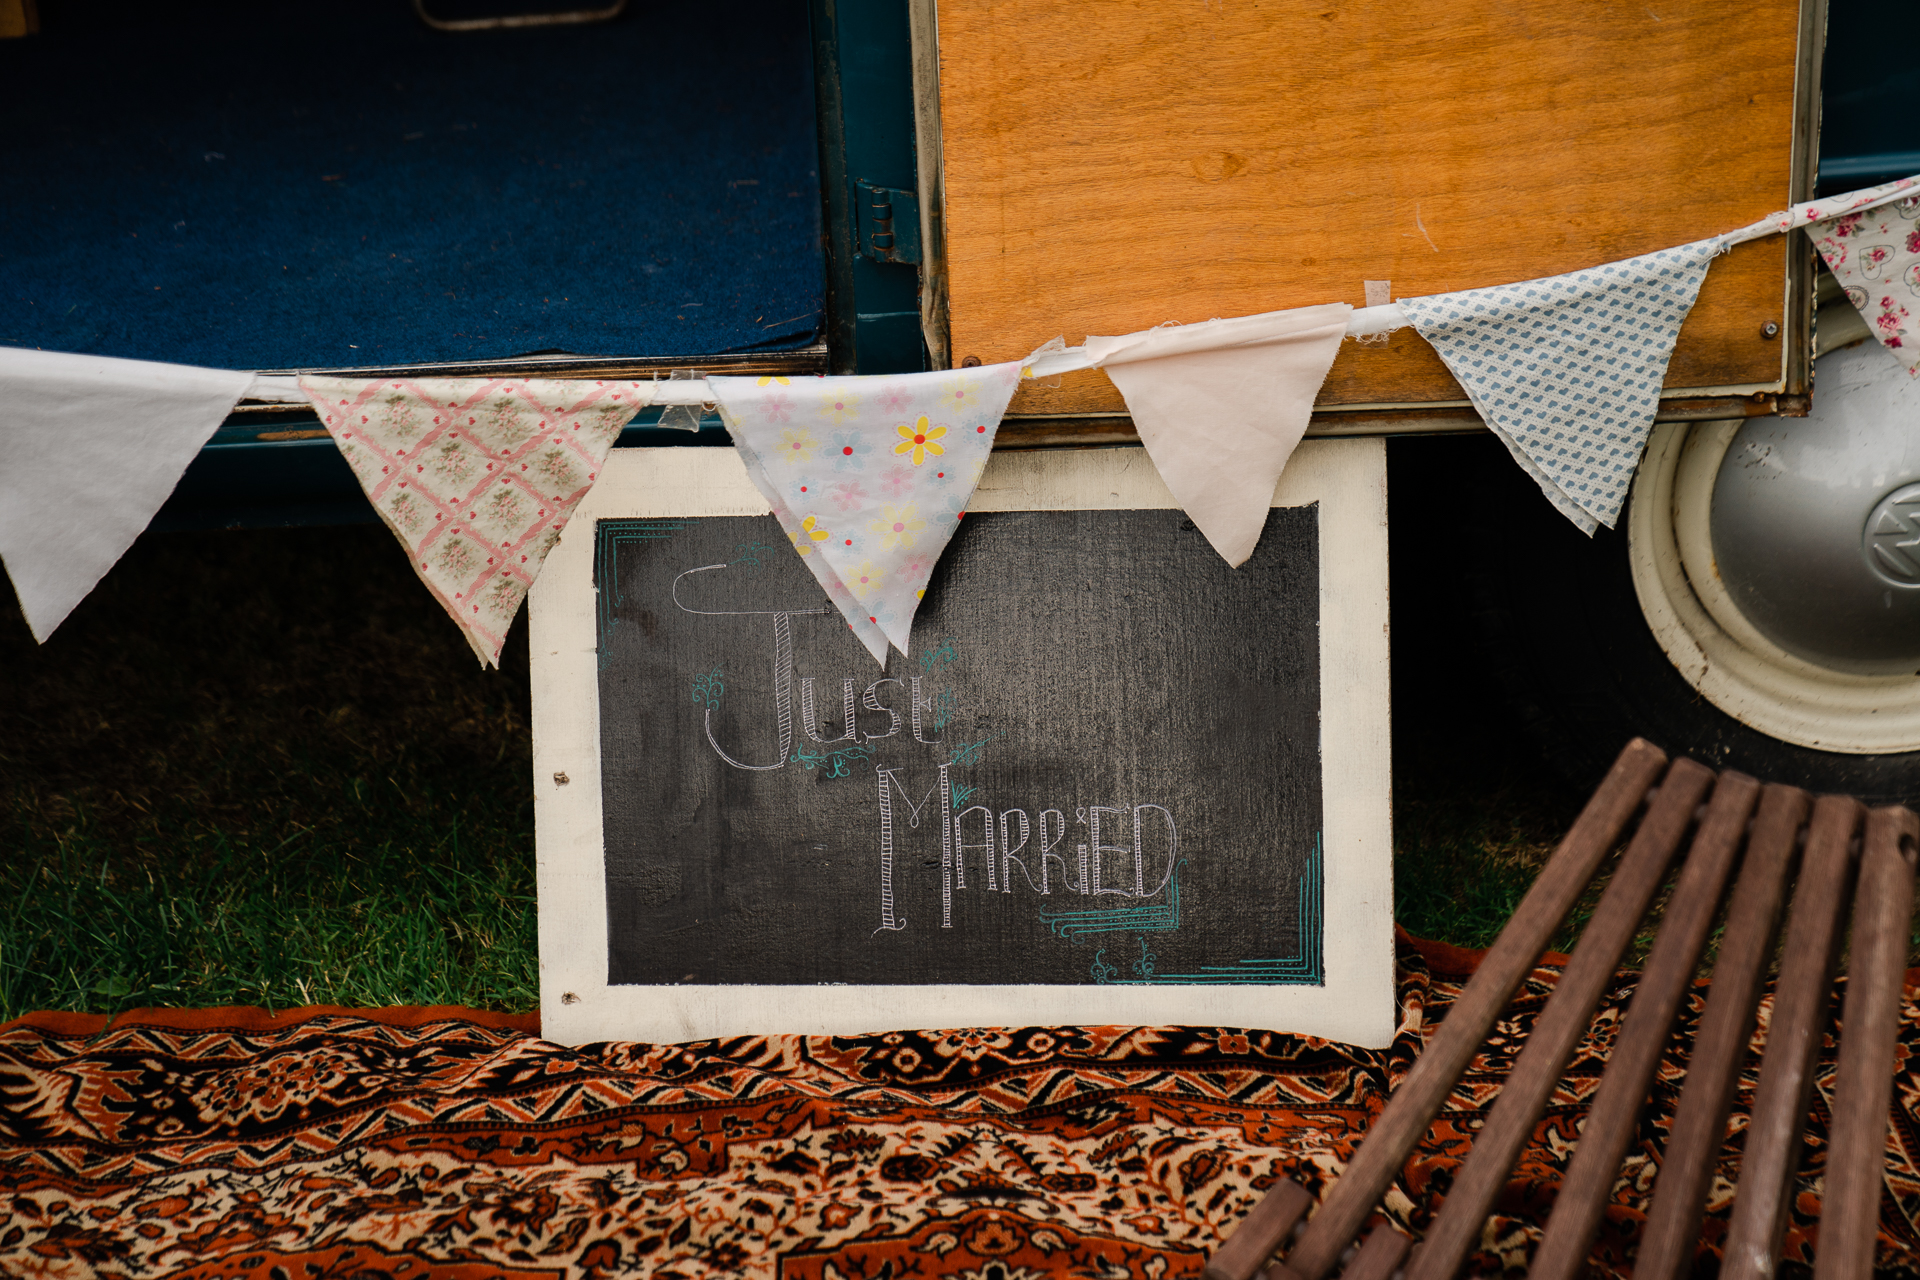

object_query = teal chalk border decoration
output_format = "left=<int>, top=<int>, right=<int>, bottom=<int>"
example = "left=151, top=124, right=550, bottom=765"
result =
left=594, top=519, right=694, bottom=668
left=1091, top=832, right=1324, bottom=987
left=1038, top=861, right=1186, bottom=941
left=790, top=741, right=876, bottom=778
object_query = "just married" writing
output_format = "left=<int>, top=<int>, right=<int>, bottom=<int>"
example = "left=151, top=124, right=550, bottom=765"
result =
left=679, top=567, right=1182, bottom=936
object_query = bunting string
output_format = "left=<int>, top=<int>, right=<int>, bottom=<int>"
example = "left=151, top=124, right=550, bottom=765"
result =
left=3, top=175, right=1915, bottom=657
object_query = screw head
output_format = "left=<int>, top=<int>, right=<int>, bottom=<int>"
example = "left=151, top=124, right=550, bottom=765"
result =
left=1761, top=321, right=1781, bottom=340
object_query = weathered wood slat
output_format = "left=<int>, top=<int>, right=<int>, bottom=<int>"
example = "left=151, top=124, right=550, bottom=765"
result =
left=1216, top=761, right=1907, bottom=1280
left=1813, top=806, right=1920, bottom=1280
left=1526, top=772, right=1762, bottom=1280
left=1633, top=783, right=1811, bottom=1280
left=1244, top=738, right=1668, bottom=1280
left=1202, top=1178, right=1311, bottom=1280
left=1339, top=1227, right=1412, bottom=1280
left=1719, top=795, right=1865, bottom=1280
left=1398, top=757, right=1716, bottom=1280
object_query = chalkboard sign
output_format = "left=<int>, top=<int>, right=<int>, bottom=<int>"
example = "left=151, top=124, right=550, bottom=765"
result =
left=532, top=442, right=1393, bottom=1046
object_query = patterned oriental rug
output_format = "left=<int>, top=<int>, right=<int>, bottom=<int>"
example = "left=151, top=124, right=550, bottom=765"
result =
left=3, top=934, right=1918, bottom=1279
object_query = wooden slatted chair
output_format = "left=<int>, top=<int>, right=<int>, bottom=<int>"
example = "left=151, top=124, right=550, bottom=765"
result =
left=1204, top=739, right=1920, bottom=1280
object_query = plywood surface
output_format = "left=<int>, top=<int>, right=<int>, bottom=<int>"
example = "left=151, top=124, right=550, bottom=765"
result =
left=937, top=0, right=1801, bottom=414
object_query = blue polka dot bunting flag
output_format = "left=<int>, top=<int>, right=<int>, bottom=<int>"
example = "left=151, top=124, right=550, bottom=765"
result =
left=1400, top=238, right=1721, bottom=533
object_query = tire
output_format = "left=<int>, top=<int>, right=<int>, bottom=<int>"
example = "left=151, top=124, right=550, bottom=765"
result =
left=1456, top=432, right=1920, bottom=806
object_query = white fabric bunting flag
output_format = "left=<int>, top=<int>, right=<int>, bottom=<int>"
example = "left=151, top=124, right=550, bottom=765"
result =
left=1084, top=304, right=1353, bottom=566
left=0, top=347, right=271, bottom=642
left=1400, top=239, right=1720, bottom=533
left=303, top=376, right=654, bottom=667
left=710, top=360, right=1029, bottom=663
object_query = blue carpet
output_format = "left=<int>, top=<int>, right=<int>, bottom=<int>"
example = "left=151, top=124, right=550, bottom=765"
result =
left=0, top=0, right=823, bottom=370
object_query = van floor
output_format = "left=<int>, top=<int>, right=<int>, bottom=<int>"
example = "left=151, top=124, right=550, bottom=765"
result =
left=0, top=0, right=823, bottom=370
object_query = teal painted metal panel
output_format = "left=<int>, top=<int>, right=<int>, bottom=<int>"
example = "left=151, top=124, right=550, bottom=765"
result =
left=809, top=0, right=928, bottom=374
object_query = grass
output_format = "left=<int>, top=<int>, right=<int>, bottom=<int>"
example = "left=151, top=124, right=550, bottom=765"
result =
left=1383, top=443, right=1592, bottom=961
left=0, top=521, right=539, bottom=1021
left=1388, top=690, right=1599, bottom=961
left=0, top=844, right=535, bottom=1024
left=1, top=816, right=535, bottom=1018
left=0, top=463, right=1618, bottom=1023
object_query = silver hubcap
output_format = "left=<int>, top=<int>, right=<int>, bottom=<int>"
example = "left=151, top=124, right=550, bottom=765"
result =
left=1708, top=340, right=1920, bottom=674
left=1627, top=341, right=1920, bottom=754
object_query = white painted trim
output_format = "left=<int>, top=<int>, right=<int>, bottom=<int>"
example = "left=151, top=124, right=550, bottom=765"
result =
left=532, top=442, right=1394, bottom=1047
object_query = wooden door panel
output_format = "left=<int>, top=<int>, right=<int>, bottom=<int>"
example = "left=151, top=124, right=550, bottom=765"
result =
left=936, top=0, right=1802, bottom=415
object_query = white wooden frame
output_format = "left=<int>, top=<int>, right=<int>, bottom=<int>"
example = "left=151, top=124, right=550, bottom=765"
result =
left=531, top=440, right=1395, bottom=1047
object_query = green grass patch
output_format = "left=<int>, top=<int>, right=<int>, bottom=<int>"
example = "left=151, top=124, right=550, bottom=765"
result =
left=1391, top=777, right=1596, bottom=959
left=1, top=523, right=539, bottom=1022
left=1, top=819, right=534, bottom=1018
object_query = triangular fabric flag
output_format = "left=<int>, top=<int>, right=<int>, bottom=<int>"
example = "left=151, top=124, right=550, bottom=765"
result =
left=710, top=361, right=1028, bottom=662
left=1083, top=304, right=1353, bottom=566
left=1399, top=239, right=1720, bottom=533
left=303, top=376, right=654, bottom=667
left=0, top=346, right=259, bottom=642
left=1713, top=174, right=1920, bottom=375
left=1804, top=193, right=1920, bottom=375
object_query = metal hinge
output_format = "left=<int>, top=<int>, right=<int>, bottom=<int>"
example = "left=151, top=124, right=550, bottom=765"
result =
left=855, top=179, right=921, bottom=265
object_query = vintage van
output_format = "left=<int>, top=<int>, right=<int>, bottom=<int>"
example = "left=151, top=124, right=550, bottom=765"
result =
left=2, top=0, right=1913, bottom=797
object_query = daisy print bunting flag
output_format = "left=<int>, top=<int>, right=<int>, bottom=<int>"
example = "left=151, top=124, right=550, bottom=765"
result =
left=302, top=376, right=654, bottom=667
left=710, top=358, right=1030, bottom=663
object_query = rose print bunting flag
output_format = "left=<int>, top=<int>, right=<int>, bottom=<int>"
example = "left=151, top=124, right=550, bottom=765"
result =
left=1399, top=239, right=1720, bottom=534
left=302, top=376, right=654, bottom=667
left=709, top=360, right=1030, bottom=663
left=1806, top=194, right=1920, bottom=375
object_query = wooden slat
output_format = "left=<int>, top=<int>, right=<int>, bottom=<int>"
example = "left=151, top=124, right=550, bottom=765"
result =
left=1263, top=738, right=1668, bottom=1280
left=1720, top=795, right=1865, bottom=1280
left=935, top=0, right=1803, bottom=414
left=1398, top=758, right=1717, bottom=1280
left=1634, top=783, right=1811, bottom=1280
left=1813, top=806, right=1920, bottom=1280
left=1341, top=1227, right=1412, bottom=1280
left=1203, top=1179, right=1311, bottom=1280
left=1527, top=772, right=1762, bottom=1280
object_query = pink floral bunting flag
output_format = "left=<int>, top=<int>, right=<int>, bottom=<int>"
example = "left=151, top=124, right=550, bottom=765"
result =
left=302, top=376, right=654, bottom=667
left=709, top=361, right=1029, bottom=663
left=1806, top=194, right=1920, bottom=375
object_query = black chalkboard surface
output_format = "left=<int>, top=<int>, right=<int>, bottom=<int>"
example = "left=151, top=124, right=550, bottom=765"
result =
left=594, top=505, right=1324, bottom=989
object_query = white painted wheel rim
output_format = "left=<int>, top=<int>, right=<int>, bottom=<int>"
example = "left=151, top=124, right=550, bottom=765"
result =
left=1627, top=421, right=1920, bottom=754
